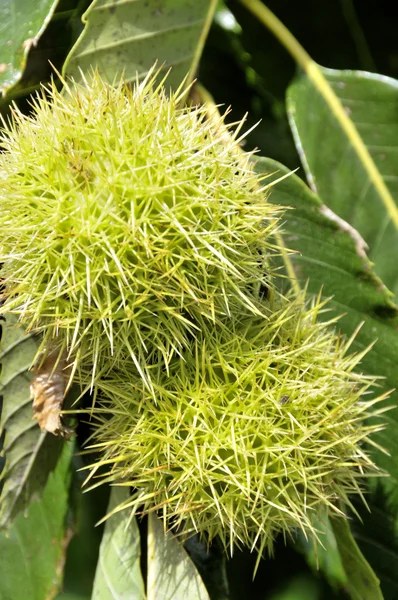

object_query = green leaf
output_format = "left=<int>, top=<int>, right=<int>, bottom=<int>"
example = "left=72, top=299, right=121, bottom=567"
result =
left=350, top=486, right=398, bottom=600
left=0, top=439, right=74, bottom=600
left=0, top=314, right=65, bottom=528
left=91, top=487, right=145, bottom=600
left=295, top=513, right=347, bottom=591
left=147, top=514, right=210, bottom=600
left=331, top=517, right=383, bottom=600
left=255, top=157, right=398, bottom=499
left=0, top=0, right=60, bottom=96
left=63, top=0, right=218, bottom=91
left=287, top=67, right=398, bottom=295
left=60, top=475, right=110, bottom=599
left=184, top=535, right=230, bottom=600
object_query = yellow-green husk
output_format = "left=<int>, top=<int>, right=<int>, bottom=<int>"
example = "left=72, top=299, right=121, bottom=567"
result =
left=0, top=70, right=280, bottom=390
left=87, top=294, right=385, bottom=558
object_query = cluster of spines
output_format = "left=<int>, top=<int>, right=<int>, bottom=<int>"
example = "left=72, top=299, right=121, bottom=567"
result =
left=0, top=70, right=282, bottom=392
left=85, top=293, right=388, bottom=560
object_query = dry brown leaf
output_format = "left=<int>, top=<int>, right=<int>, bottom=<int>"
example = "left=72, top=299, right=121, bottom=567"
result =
left=30, top=350, right=74, bottom=438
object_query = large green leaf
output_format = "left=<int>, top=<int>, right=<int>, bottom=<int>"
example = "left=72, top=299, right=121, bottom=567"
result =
left=63, top=0, right=218, bottom=90
left=147, top=514, right=210, bottom=600
left=0, top=440, right=74, bottom=600
left=287, top=68, right=398, bottom=296
left=0, top=315, right=65, bottom=528
left=91, top=487, right=145, bottom=600
left=0, top=0, right=60, bottom=96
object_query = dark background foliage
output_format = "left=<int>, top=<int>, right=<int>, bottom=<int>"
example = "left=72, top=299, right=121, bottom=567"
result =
left=201, top=0, right=398, bottom=169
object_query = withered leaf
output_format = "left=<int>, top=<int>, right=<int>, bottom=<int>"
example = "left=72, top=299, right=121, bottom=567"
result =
left=30, top=350, right=74, bottom=438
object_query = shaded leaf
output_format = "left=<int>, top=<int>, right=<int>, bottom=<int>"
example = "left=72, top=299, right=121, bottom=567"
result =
left=350, top=486, right=398, bottom=600
left=0, top=314, right=65, bottom=528
left=60, top=470, right=110, bottom=599
left=0, top=440, right=74, bottom=600
left=147, top=514, right=210, bottom=600
left=184, top=535, right=230, bottom=600
left=0, top=0, right=60, bottom=96
left=287, top=67, right=398, bottom=295
left=295, top=513, right=347, bottom=591
left=91, top=486, right=145, bottom=600
left=63, top=0, right=218, bottom=91
left=331, top=517, right=383, bottom=600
